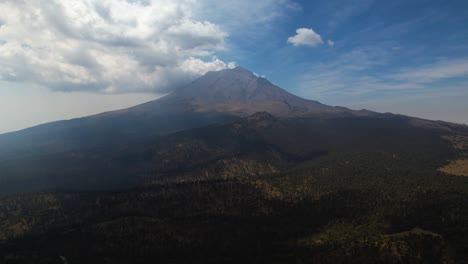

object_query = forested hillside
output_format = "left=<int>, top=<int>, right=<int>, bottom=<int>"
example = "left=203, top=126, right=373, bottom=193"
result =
left=1, top=112, right=468, bottom=263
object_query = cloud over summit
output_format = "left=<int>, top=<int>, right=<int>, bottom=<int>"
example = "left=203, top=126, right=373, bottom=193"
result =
left=0, top=0, right=233, bottom=93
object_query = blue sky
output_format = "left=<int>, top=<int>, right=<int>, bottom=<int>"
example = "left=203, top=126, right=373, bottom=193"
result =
left=0, top=0, right=467, bottom=133
left=215, top=0, right=468, bottom=122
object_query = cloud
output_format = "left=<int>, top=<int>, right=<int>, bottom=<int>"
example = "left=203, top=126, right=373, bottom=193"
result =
left=297, top=47, right=388, bottom=95
left=253, top=72, right=266, bottom=78
left=327, top=40, right=335, bottom=46
left=287, top=28, right=324, bottom=47
left=295, top=44, right=468, bottom=125
left=180, top=57, right=235, bottom=77
left=389, top=59, right=468, bottom=84
left=297, top=45, right=468, bottom=101
left=0, top=0, right=235, bottom=94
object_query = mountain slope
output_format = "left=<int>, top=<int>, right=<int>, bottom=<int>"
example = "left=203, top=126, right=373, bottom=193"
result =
left=0, top=110, right=462, bottom=194
left=1, top=111, right=468, bottom=263
left=0, top=67, right=467, bottom=195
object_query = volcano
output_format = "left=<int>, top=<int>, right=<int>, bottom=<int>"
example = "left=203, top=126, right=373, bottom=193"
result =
left=0, top=67, right=465, bottom=194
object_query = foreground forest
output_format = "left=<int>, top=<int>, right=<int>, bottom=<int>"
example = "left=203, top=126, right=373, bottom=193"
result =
left=1, top=113, right=468, bottom=263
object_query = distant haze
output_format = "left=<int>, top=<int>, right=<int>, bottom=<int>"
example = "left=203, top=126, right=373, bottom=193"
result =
left=0, top=84, right=160, bottom=134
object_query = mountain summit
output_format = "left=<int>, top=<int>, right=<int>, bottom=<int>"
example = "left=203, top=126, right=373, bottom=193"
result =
left=135, top=67, right=367, bottom=117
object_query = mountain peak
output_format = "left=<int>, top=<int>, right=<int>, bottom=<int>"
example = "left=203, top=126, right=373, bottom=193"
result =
left=172, top=66, right=266, bottom=104
left=204, top=66, right=257, bottom=79
left=198, top=66, right=264, bottom=82
left=230, top=66, right=255, bottom=74
left=153, top=67, right=366, bottom=118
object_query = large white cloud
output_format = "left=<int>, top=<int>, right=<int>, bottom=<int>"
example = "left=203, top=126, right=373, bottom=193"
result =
left=287, top=28, right=324, bottom=47
left=0, top=0, right=235, bottom=93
